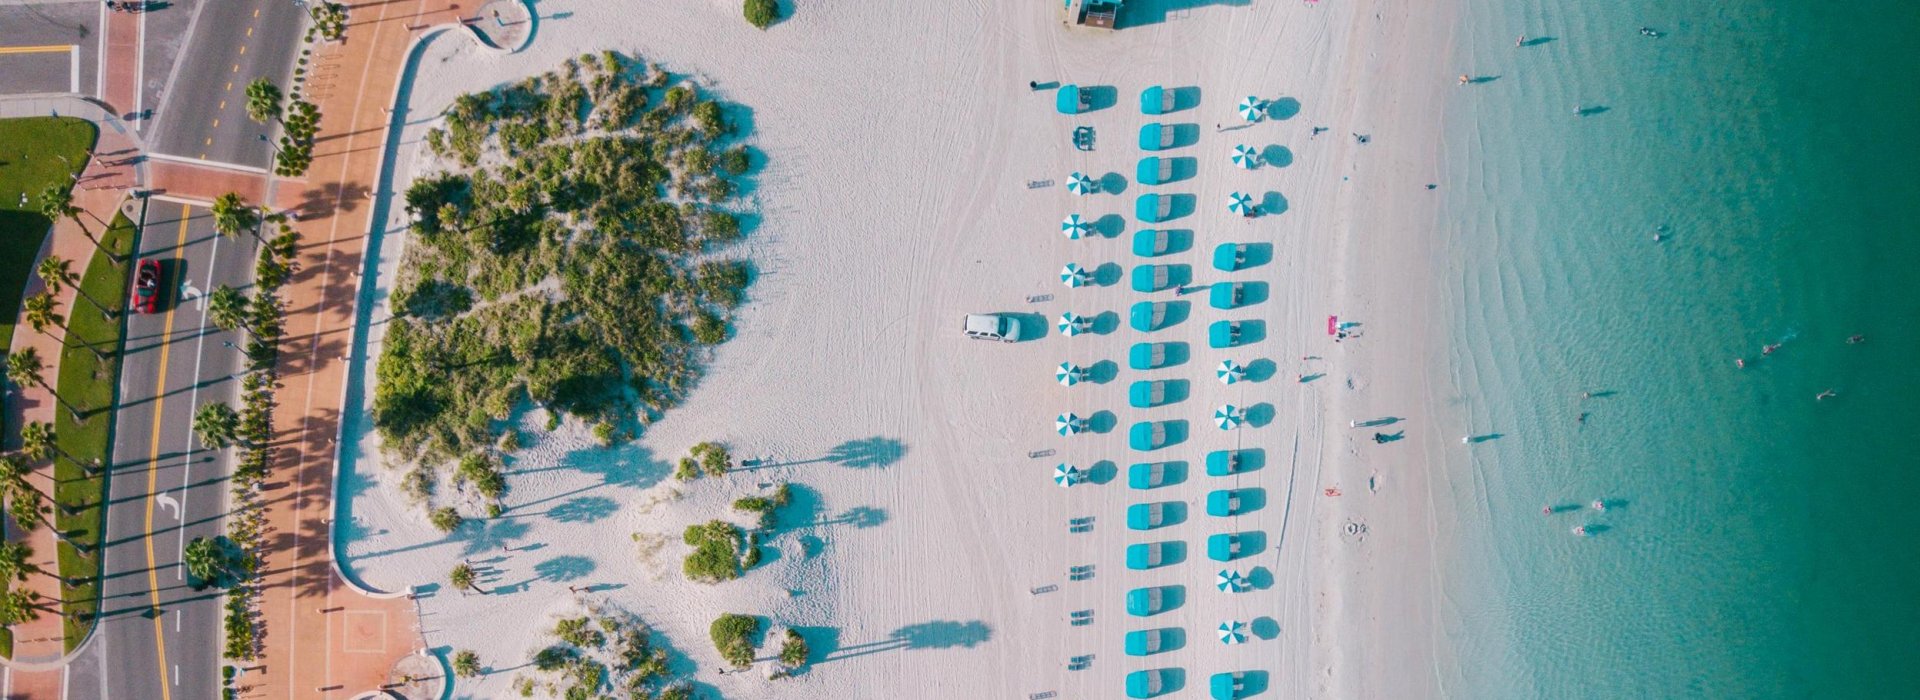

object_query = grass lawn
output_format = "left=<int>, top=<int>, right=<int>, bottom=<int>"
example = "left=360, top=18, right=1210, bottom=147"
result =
left=51, top=210, right=134, bottom=651
left=0, top=117, right=97, bottom=355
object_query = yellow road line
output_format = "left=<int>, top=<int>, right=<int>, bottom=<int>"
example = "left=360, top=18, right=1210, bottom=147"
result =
left=211, top=119, right=219, bottom=128
left=229, top=64, right=237, bottom=73
left=0, top=44, right=74, bottom=55
left=238, top=45, right=246, bottom=55
left=143, top=204, right=191, bottom=700
left=224, top=81, right=231, bottom=91
left=246, top=27, right=253, bottom=37
left=217, top=100, right=225, bottom=110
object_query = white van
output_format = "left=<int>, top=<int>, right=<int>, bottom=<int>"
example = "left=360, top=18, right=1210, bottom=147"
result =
left=963, top=313, right=1021, bottom=342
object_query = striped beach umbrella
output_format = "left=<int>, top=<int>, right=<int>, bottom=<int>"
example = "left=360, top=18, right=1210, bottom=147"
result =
left=1056, top=362, right=1087, bottom=386
left=1216, top=569, right=1248, bottom=592
left=1227, top=191, right=1255, bottom=215
left=1056, top=412, right=1087, bottom=436
left=1061, top=214, right=1092, bottom=240
left=1215, top=405, right=1245, bottom=430
left=1218, top=620, right=1248, bottom=645
left=1217, top=359, right=1246, bottom=385
left=1067, top=171, right=1096, bottom=195
left=1232, top=144, right=1260, bottom=169
left=1061, top=263, right=1089, bottom=288
left=1238, top=96, right=1265, bottom=122
left=1058, top=311, right=1089, bottom=336
left=1053, top=463, right=1082, bottom=488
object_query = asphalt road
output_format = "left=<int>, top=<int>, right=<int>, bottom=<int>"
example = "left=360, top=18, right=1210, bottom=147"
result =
left=64, top=200, right=255, bottom=700
left=146, top=0, right=304, bottom=168
left=0, top=3, right=100, bottom=96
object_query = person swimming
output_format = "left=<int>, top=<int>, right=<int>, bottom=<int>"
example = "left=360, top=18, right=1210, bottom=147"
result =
left=1736, top=358, right=1747, bottom=369
left=1816, top=389, right=1837, bottom=401
left=1847, top=334, right=1866, bottom=344
left=1573, top=525, right=1590, bottom=536
left=1763, top=343, right=1782, bottom=356
left=1591, top=500, right=1607, bottom=512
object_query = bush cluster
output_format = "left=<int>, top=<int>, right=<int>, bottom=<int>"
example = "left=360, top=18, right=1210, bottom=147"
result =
left=731, top=482, right=793, bottom=529
left=709, top=613, right=760, bottom=668
left=682, top=520, right=746, bottom=582
left=515, top=605, right=688, bottom=699
left=674, top=441, right=732, bottom=480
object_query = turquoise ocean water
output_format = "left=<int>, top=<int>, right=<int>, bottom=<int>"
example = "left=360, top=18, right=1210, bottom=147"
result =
left=1438, top=0, right=1920, bottom=696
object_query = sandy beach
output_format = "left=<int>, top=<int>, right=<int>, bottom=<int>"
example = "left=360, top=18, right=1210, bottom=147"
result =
left=336, top=0, right=1473, bottom=696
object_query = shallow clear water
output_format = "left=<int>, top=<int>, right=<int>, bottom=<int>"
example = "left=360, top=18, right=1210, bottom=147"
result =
left=1441, top=0, right=1920, bottom=696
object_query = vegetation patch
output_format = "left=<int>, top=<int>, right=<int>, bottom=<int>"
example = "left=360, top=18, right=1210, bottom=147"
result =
left=0, top=117, right=95, bottom=365
left=682, top=520, right=752, bottom=582
left=511, top=604, right=690, bottom=699
left=674, top=441, right=732, bottom=481
left=709, top=612, right=761, bottom=669
left=731, top=482, right=793, bottom=529
left=377, top=53, right=757, bottom=523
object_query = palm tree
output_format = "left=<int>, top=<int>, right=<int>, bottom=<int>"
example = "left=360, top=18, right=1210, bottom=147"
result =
left=0, top=455, right=50, bottom=504
left=206, top=285, right=251, bottom=334
left=211, top=193, right=260, bottom=242
left=193, top=402, right=242, bottom=449
left=183, top=536, right=223, bottom=586
left=22, top=293, right=105, bottom=362
left=19, top=421, right=63, bottom=465
left=2, top=480, right=86, bottom=557
left=244, top=78, right=283, bottom=125
left=448, top=563, right=485, bottom=594
left=5, top=348, right=81, bottom=418
left=36, top=185, right=113, bottom=261
left=0, top=588, right=44, bottom=626
left=37, top=255, right=111, bottom=320
left=0, top=541, right=42, bottom=585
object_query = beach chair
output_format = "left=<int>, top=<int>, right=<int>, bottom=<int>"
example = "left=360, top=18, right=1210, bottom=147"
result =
left=1128, top=342, right=1169, bottom=370
left=1127, top=668, right=1178, bottom=698
left=1125, top=628, right=1177, bottom=656
left=1213, top=242, right=1247, bottom=271
left=1126, top=502, right=1179, bottom=530
left=1131, top=265, right=1173, bottom=293
left=1129, top=421, right=1168, bottom=451
left=1140, top=85, right=1174, bottom=115
left=1130, top=301, right=1169, bottom=332
left=1056, top=84, right=1091, bottom=114
left=1128, top=461, right=1179, bottom=489
left=1206, top=489, right=1245, bottom=517
left=1208, top=320, right=1242, bottom=348
left=1137, top=122, right=1175, bottom=151
left=1125, top=541, right=1180, bottom=570
left=1209, top=282, right=1246, bottom=309
left=1132, top=229, right=1171, bottom=257
left=1136, top=156, right=1175, bottom=185
left=1205, top=449, right=1247, bottom=476
left=1128, top=380, right=1168, bottom=408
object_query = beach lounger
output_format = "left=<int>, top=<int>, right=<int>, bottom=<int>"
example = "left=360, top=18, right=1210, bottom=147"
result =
left=1213, top=242, right=1247, bottom=271
left=1137, top=122, right=1175, bottom=151
left=1131, top=265, right=1173, bottom=293
left=1136, top=156, right=1175, bottom=185
left=1132, top=229, right=1171, bottom=257
left=1127, top=668, right=1179, bottom=698
left=1209, top=282, right=1246, bottom=309
left=1056, top=84, right=1090, bottom=114
left=1140, top=85, right=1174, bottom=115
left=1125, top=628, right=1180, bottom=656
left=1128, top=380, right=1168, bottom=408
left=1126, top=502, right=1180, bottom=530
left=1128, top=342, right=1170, bottom=370
left=1130, top=301, right=1169, bottom=332
left=1128, top=461, right=1181, bottom=489
left=1129, top=421, right=1169, bottom=451
left=1205, top=449, right=1248, bottom=476
left=1208, top=320, right=1242, bottom=348
left=1135, top=193, right=1173, bottom=223
left=1125, top=541, right=1181, bottom=570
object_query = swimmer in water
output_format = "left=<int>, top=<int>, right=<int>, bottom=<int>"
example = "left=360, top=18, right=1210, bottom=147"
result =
left=1577, top=411, right=1590, bottom=424
left=1736, top=358, right=1747, bottom=369
left=1763, top=343, right=1782, bottom=356
left=1816, top=389, right=1837, bottom=401
left=1573, top=525, right=1589, bottom=536
left=1542, top=505, right=1554, bottom=515
left=1592, top=500, right=1607, bottom=512
left=1846, top=334, right=1866, bottom=344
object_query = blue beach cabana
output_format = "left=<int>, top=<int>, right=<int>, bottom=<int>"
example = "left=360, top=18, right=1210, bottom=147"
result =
left=1136, top=193, right=1172, bottom=223
left=1130, top=301, right=1169, bottom=332
left=1141, top=85, right=1173, bottom=115
left=1129, top=380, right=1169, bottom=408
left=1211, top=671, right=1267, bottom=700
left=1136, top=156, right=1175, bottom=185
left=1131, top=264, right=1174, bottom=293
left=1056, top=84, right=1089, bottom=114
left=1206, top=489, right=1249, bottom=517
left=1125, top=628, right=1179, bottom=656
left=1126, top=585, right=1179, bottom=616
left=1209, top=282, right=1247, bottom=310
left=1138, top=122, right=1175, bottom=150
left=1130, top=420, right=1169, bottom=451
left=1208, top=320, right=1243, bottom=348
left=1213, top=242, right=1247, bottom=271
left=1128, top=341, right=1170, bottom=370
left=1207, top=532, right=1261, bottom=562
left=1206, top=449, right=1251, bottom=476
left=1127, top=669, right=1180, bottom=698
left=1128, top=461, right=1180, bottom=489
left=1127, top=502, right=1179, bottom=530
left=1133, top=229, right=1171, bottom=257
left=1126, top=541, right=1180, bottom=570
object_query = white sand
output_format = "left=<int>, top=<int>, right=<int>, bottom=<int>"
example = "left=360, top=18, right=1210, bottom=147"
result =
left=340, top=0, right=1473, bottom=697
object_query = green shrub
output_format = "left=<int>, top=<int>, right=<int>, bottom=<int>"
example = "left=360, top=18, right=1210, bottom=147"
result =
left=709, top=613, right=759, bottom=668
left=690, top=442, right=731, bottom=476
left=743, top=0, right=779, bottom=29
left=682, top=520, right=744, bottom=582
left=452, top=649, right=482, bottom=677
left=778, top=628, right=808, bottom=667
left=429, top=506, right=464, bottom=533
left=554, top=616, right=606, bottom=649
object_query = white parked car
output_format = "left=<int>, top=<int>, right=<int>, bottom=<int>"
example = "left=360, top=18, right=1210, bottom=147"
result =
left=962, top=313, right=1021, bottom=342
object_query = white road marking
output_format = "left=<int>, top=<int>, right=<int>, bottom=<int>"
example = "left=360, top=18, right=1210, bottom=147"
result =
left=155, top=490, right=180, bottom=520
left=180, top=280, right=204, bottom=308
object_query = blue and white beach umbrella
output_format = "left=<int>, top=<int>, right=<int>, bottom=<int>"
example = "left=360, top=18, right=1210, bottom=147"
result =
left=1227, top=191, right=1255, bottom=215
left=1067, top=171, right=1096, bottom=195
left=1216, top=569, right=1248, bottom=592
left=1215, top=404, right=1245, bottom=430
left=1057, top=362, right=1087, bottom=386
left=1232, top=144, right=1260, bottom=169
left=1059, top=311, right=1089, bottom=336
left=1053, top=463, right=1082, bottom=488
left=1056, top=412, right=1087, bottom=436
left=1217, top=359, right=1246, bottom=385
left=1061, top=263, right=1090, bottom=288
left=1061, top=214, right=1092, bottom=240
left=1218, top=620, right=1248, bottom=645
left=1238, top=96, right=1265, bottom=122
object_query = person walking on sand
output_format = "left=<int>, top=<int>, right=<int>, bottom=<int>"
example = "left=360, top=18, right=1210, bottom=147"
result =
left=1459, top=74, right=1471, bottom=86
left=1516, top=35, right=1526, bottom=47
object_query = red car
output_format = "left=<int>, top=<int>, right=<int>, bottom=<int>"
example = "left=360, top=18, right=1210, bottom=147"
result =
left=132, top=259, right=161, bottom=313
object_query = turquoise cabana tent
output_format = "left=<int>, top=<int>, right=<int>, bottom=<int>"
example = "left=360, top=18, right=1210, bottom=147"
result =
left=1128, top=341, right=1170, bottom=369
left=1209, top=320, right=1242, bottom=348
left=1206, top=489, right=1246, bottom=516
left=1127, top=502, right=1175, bottom=530
left=1207, top=532, right=1257, bottom=561
left=1206, top=449, right=1248, bottom=476
left=1213, top=242, right=1246, bottom=271
left=1135, top=193, right=1172, bottom=222
left=1126, top=586, right=1175, bottom=616
left=1136, top=156, right=1174, bottom=185
left=1211, top=671, right=1265, bottom=700
left=1210, top=282, right=1247, bottom=310
left=1133, top=229, right=1170, bottom=257
left=1127, top=669, right=1177, bottom=699
left=1131, top=264, right=1173, bottom=293
left=1130, top=301, right=1168, bottom=332
left=1138, top=122, right=1174, bottom=150
left=1056, top=84, right=1087, bottom=114
left=1126, top=541, right=1177, bottom=570
left=1140, top=85, right=1172, bottom=114
left=1130, top=420, right=1168, bottom=451
left=1129, top=379, right=1168, bottom=408
left=1128, top=461, right=1174, bottom=489
left=1125, top=628, right=1177, bottom=656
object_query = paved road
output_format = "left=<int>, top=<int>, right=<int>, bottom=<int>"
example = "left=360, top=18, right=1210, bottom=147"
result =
left=146, top=0, right=303, bottom=168
left=0, top=3, right=100, bottom=96
left=65, top=200, right=255, bottom=700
